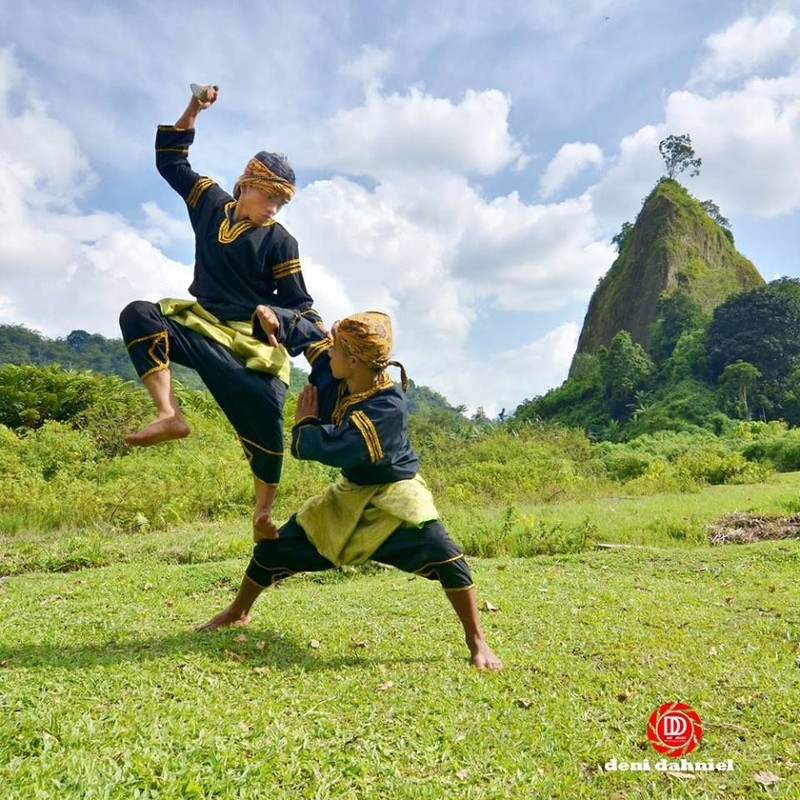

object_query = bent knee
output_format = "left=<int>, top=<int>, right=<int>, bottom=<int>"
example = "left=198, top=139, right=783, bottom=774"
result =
left=119, top=300, right=160, bottom=337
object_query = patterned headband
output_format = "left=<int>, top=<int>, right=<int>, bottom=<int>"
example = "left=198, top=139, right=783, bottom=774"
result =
left=233, top=155, right=295, bottom=205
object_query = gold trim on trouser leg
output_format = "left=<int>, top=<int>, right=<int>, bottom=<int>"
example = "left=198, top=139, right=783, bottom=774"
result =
left=126, top=330, right=170, bottom=379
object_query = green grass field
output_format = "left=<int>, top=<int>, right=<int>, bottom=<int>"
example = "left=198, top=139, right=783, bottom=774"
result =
left=2, top=479, right=800, bottom=798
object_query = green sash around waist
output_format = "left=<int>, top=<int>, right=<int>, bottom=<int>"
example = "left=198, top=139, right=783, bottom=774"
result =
left=296, top=474, right=439, bottom=566
left=158, top=298, right=291, bottom=385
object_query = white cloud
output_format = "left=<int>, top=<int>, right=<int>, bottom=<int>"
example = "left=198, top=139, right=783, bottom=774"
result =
left=441, top=323, right=580, bottom=417
left=588, top=55, right=800, bottom=225
left=693, top=10, right=798, bottom=84
left=589, top=125, right=663, bottom=229
left=310, top=87, right=525, bottom=179
left=539, top=142, right=604, bottom=198
left=452, top=192, right=613, bottom=310
left=340, top=46, right=391, bottom=94
left=139, top=201, right=195, bottom=246
left=6, top=3, right=800, bottom=414
left=664, top=74, right=800, bottom=217
left=0, top=50, right=189, bottom=338
left=0, top=49, right=94, bottom=210
left=276, top=74, right=620, bottom=411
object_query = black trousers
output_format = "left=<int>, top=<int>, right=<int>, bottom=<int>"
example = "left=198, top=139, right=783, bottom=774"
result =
left=119, top=300, right=286, bottom=484
left=246, top=516, right=474, bottom=591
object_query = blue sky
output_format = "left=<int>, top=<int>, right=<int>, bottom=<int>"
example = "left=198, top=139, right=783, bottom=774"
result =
left=1, top=0, right=799, bottom=414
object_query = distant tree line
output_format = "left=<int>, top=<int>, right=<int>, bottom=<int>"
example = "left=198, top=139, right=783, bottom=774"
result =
left=0, top=324, right=465, bottom=422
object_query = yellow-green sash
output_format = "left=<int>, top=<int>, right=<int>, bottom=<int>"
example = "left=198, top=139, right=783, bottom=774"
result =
left=296, top=475, right=439, bottom=566
left=158, top=298, right=291, bottom=385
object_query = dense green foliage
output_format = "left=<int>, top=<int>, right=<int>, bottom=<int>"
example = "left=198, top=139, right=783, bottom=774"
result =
left=4, top=363, right=800, bottom=550
left=0, top=324, right=463, bottom=418
left=526, top=162, right=800, bottom=440
left=519, top=278, right=800, bottom=440
left=0, top=323, right=208, bottom=391
left=704, top=281, right=800, bottom=383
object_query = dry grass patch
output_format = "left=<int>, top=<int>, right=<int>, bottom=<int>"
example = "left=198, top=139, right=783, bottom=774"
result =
left=708, top=511, right=800, bottom=545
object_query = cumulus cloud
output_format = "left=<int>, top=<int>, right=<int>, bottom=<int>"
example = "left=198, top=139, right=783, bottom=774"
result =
left=0, top=50, right=189, bottom=337
left=289, top=83, right=612, bottom=411
left=589, top=83, right=800, bottom=222
left=588, top=57, right=800, bottom=225
left=589, top=125, right=663, bottom=229
left=692, top=10, right=798, bottom=85
left=340, top=46, right=391, bottom=94
left=0, top=49, right=95, bottom=211
left=539, top=142, right=604, bottom=198
left=451, top=192, right=613, bottom=310
left=664, top=74, right=800, bottom=217
left=310, top=87, right=525, bottom=179
left=440, top=323, right=580, bottom=417
left=139, top=201, right=195, bottom=246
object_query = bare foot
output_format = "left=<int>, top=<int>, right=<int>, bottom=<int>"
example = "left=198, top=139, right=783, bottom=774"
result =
left=126, top=415, right=190, bottom=447
left=469, top=639, right=503, bottom=671
left=253, top=511, right=279, bottom=543
left=195, top=608, right=251, bottom=632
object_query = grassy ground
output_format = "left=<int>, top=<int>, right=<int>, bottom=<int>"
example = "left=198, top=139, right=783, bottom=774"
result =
left=5, top=472, right=800, bottom=575
left=2, top=509, right=799, bottom=797
left=515, top=470, right=800, bottom=548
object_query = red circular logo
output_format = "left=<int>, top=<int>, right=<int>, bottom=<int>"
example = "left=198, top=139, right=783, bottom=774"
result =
left=647, top=702, right=702, bottom=757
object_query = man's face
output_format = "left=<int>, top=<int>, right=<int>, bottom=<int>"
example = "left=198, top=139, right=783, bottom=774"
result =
left=328, top=332, right=353, bottom=380
left=238, top=186, right=285, bottom=225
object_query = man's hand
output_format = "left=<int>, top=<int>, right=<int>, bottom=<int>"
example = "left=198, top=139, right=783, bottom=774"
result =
left=175, top=84, right=219, bottom=129
left=255, top=305, right=280, bottom=347
left=295, top=384, right=319, bottom=423
left=190, top=83, right=219, bottom=110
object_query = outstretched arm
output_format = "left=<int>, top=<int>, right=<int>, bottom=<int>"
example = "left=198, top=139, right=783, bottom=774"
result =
left=156, top=84, right=221, bottom=203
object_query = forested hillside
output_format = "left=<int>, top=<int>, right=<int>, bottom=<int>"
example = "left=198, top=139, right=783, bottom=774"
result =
left=574, top=178, right=763, bottom=359
left=4, top=360, right=799, bottom=546
left=0, top=324, right=464, bottom=418
left=516, top=278, right=800, bottom=439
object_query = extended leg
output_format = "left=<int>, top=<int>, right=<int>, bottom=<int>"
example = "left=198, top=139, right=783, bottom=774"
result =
left=196, top=516, right=334, bottom=632
left=445, top=586, right=503, bottom=671
left=371, top=520, right=503, bottom=670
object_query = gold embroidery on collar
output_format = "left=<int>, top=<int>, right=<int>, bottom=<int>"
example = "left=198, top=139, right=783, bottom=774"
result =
left=332, top=372, right=393, bottom=425
left=218, top=201, right=274, bottom=244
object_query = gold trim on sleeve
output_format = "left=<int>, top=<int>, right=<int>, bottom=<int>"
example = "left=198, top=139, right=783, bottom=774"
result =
left=350, top=410, right=383, bottom=463
left=272, top=258, right=302, bottom=279
left=187, top=177, right=214, bottom=208
left=305, top=339, right=332, bottom=366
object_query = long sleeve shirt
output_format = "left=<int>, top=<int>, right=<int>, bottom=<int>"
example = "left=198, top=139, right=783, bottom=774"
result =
left=260, top=310, right=419, bottom=485
left=155, top=125, right=314, bottom=322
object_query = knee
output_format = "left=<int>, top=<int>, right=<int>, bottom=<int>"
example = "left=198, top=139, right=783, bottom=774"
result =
left=119, top=300, right=157, bottom=335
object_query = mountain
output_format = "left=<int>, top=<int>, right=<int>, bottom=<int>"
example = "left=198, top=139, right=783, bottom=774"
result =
left=572, top=179, right=764, bottom=368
